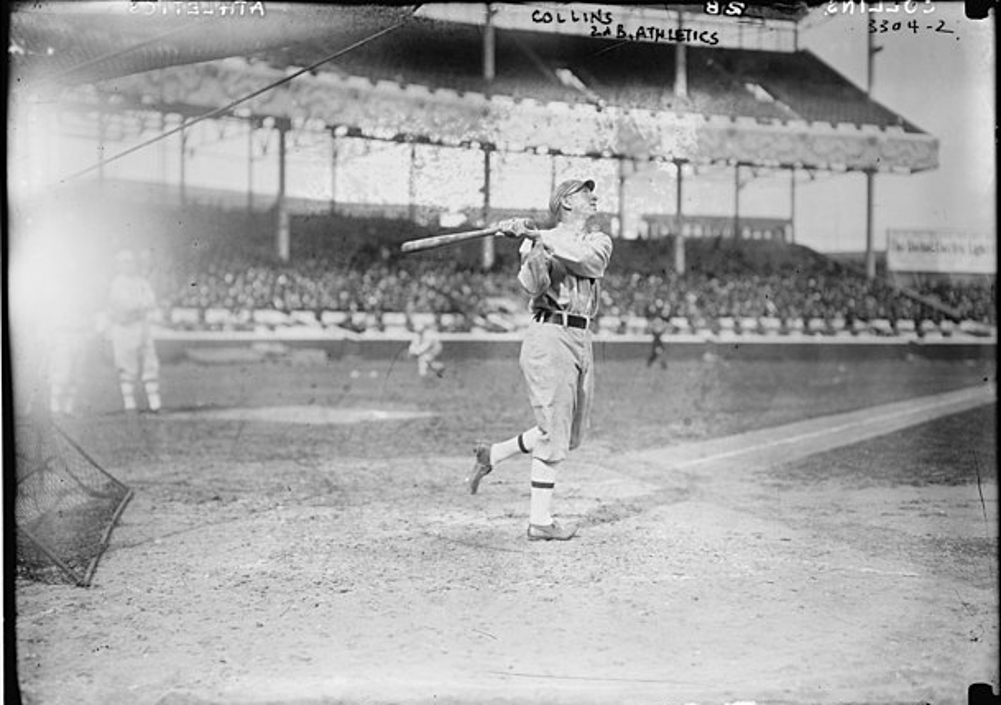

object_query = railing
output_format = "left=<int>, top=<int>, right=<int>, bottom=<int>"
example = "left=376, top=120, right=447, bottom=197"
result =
left=164, top=306, right=996, bottom=340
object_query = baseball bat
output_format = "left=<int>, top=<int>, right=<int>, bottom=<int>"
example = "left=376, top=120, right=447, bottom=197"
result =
left=400, top=227, right=539, bottom=253
left=400, top=228, right=496, bottom=253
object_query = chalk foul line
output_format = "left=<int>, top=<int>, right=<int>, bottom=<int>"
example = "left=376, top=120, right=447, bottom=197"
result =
left=638, top=384, right=995, bottom=472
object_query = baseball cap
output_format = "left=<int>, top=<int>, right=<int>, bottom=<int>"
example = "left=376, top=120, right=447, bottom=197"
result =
left=549, top=179, right=595, bottom=218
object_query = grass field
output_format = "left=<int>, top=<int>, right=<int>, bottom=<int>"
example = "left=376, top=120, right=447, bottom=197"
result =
left=758, top=403, right=998, bottom=595
left=64, top=348, right=996, bottom=465
left=771, top=404, right=997, bottom=489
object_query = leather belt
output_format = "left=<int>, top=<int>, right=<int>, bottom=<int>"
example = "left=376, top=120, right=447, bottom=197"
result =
left=534, top=310, right=591, bottom=329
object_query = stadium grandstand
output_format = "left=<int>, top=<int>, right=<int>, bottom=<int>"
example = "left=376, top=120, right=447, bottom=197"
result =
left=8, top=2, right=995, bottom=346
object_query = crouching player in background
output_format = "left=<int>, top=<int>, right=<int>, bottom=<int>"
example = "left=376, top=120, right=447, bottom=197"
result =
left=468, top=179, right=613, bottom=542
left=408, top=320, right=445, bottom=378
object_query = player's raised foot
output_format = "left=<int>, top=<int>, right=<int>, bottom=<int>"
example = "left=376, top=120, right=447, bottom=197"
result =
left=527, top=521, right=578, bottom=542
left=467, top=441, right=493, bottom=494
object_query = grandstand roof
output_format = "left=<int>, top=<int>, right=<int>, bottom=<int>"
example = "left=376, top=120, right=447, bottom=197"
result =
left=12, top=3, right=936, bottom=174
left=259, top=16, right=919, bottom=132
left=11, top=3, right=913, bottom=132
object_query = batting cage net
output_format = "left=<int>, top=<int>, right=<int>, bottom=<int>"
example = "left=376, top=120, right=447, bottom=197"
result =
left=14, top=417, right=133, bottom=587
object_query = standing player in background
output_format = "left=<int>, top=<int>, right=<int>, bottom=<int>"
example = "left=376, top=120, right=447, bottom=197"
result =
left=108, top=249, right=162, bottom=413
left=408, top=320, right=445, bottom=378
left=468, top=179, right=613, bottom=542
left=46, top=259, right=93, bottom=417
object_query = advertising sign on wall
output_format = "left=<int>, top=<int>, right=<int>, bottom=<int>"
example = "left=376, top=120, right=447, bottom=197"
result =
left=887, top=229, right=996, bottom=274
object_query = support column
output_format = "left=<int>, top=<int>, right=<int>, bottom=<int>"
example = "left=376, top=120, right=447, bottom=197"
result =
left=865, top=28, right=881, bottom=280
left=674, top=12, right=687, bottom=99
left=330, top=131, right=338, bottom=213
left=482, top=4, right=496, bottom=270
left=617, top=158, right=628, bottom=239
left=157, top=111, right=168, bottom=185
left=408, top=141, right=417, bottom=222
left=865, top=169, right=876, bottom=280
left=247, top=118, right=254, bottom=213
left=789, top=167, right=796, bottom=244
left=732, top=163, right=741, bottom=238
left=179, top=127, right=187, bottom=207
left=276, top=123, right=290, bottom=262
left=483, top=4, right=496, bottom=83
left=97, top=103, right=106, bottom=183
left=482, top=146, right=494, bottom=270
left=674, top=160, right=685, bottom=274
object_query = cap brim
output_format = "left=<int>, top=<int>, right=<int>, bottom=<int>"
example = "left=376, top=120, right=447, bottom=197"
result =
left=566, top=179, right=595, bottom=198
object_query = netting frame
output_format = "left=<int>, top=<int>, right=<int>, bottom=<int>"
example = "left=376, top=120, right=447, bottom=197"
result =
left=15, top=418, right=134, bottom=588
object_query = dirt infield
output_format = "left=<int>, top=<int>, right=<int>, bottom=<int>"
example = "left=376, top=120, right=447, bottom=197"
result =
left=12, top=354, right=998, bottom=705
left=165, top=406, right=436, bottom=425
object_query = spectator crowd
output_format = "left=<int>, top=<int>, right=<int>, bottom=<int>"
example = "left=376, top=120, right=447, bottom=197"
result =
left=91, top=205, right=992, bottom=336
left=155, top=249, right=994, bottom=336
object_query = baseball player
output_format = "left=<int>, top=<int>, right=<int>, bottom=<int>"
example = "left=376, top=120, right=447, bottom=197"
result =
left=468, top=179, right=613, bottom=541
left=107, top=249, right=162, bottom=413
left=408, top=320, right=445, bottom=378
left=45, top=259, right=93, bottom=416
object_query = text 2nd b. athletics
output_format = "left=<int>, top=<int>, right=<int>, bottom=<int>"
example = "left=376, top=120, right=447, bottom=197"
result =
left=592, top=24, right=720, bottom=44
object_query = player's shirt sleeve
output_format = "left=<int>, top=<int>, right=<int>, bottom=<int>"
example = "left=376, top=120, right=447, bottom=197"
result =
left=517, top=239, right=552, bottom=297
left=541, top=230, right=613, bottom=279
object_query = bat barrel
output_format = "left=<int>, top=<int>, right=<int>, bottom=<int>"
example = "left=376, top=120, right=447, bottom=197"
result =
left=400, top=228, right=497, bottom=253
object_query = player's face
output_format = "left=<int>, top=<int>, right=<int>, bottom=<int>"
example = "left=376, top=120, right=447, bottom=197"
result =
left=565, top=187, right=597, bottom=215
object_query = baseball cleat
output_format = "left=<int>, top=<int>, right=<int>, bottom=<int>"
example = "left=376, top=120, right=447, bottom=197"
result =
left=467, top=441, right=493, bottom=494
left=527, top=521, right=578, bottom=541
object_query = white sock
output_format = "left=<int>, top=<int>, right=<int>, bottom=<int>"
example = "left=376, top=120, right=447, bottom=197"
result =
left=120, top=382, right=137, bottom=411
left=529, top=457, right=557, bottom=526
left=490, top=427, right=541, bottom=467
left=144, top=381, right=161, bottom=411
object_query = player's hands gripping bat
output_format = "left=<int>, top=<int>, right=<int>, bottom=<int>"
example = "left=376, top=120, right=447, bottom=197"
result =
left=493, top=218, right=539, bottom=240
